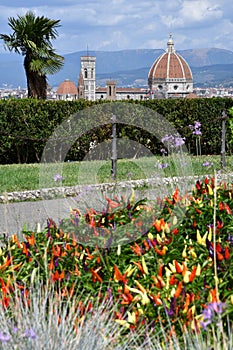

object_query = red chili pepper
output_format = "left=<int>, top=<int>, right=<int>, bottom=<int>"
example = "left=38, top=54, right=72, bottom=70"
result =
left=225, top=204, right=232, bottom=215
left=189, top=266, right=197, bottom=282
left=169, top=275, right=178, bottom=285
left=172, top=228, right=179, bottom=235
left=225, top=246, right=230, bottom=260
left=219, top=202, right=224, bottom=211
left=174, top=260, right=183, bottom=274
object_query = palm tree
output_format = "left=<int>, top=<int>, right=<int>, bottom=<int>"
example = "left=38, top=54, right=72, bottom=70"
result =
left=0, top=11, right=64, bottom=99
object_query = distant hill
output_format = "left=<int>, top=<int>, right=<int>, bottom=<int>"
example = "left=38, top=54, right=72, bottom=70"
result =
left=0, top=48, right=233, bottom=88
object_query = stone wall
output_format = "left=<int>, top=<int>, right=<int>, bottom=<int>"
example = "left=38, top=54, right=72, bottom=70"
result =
left=1, top=174, right=232, bottom=203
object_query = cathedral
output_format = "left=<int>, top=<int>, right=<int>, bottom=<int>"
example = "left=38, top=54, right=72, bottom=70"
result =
left=56, top=34, right=194, bottom=101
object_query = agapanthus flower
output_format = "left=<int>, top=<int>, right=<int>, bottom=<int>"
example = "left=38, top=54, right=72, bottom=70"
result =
left=53, top=174, right=64, bottom=182
left=157, top=163, right=169, bottom=169
left=160, top=148, right=167, bottom=155
left=0, top=332, right=11, bottom=342
left=23, top=328, right=36, bottom=339
left=189, top=121, right=202, bottom=136
left=174, top=136, right=185, bottom=147
left=161, top=134, right=174, bottom=143
left=200, top=301, right=227, bottom=330
left=202, top=161, right=213, bottom=167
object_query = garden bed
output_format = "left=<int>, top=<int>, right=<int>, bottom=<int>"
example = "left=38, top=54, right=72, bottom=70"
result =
left=0, top=176, right=233, bottom=348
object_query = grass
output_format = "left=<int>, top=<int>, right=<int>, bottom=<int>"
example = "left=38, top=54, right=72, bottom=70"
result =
left=0, top=155, right=233, bottom=194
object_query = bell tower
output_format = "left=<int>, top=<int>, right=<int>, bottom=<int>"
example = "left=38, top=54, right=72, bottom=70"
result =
left=80, top=54, right=96, bottom=101
left=106, top=80, right=116, bottom=100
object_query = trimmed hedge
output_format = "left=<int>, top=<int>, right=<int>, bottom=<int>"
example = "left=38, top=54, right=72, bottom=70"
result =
left=0, top=97, right=232, bottom=164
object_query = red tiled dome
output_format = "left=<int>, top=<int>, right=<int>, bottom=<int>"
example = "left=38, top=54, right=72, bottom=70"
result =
left=148, top=34, right=192, bottom=81
left=56, top=79, right=78, bottom=95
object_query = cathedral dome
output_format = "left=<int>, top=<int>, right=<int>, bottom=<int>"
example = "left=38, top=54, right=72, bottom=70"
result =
left=56, top=79, right=78, bottom=100
left=148, top=34, right=193, bottom=98
left=57, top=79, right=78, bottom=95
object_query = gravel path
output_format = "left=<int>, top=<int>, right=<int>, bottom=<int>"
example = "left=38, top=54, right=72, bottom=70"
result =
left=0, top=198, right=71, bottom=238
left=1, top=173, right=232, bottom=238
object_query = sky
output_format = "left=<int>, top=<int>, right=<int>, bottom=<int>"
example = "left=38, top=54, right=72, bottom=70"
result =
left=0, top=0, right=233, bottom=55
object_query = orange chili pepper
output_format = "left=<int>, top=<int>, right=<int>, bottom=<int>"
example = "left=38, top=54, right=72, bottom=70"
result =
left=130, top=242, right=142, bottom=256
left=183, top=293, right=191, bottom=313
left=90, top=267, right=103, bottom=283
left=216, top=252, right=224, bottom=261
left=153, top=220, right=161, bottom=232
left=174, top=281, right=183, bottom=298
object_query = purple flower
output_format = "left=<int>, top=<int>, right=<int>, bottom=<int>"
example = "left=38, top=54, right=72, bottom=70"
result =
left=107, top=287, right=113, bottom=304
left=206, top=238, right=214, bottom=259
left=167, top=297, right=177, bottom=317
left=0, top=332, right=11, bottom=342
left=55, top=257, right=59, bottom=268
left=194, top=121, right=201, bottom=128
left=161, top=134, right=174, bottom=143
left=23, top=328, right=36, bottom=339
left=189, top=121, right=202, bottom=136
left=160, top=148, right=167, bottom=155
left=146, top=238, right=154, bottom=248
left=12, top=327, right=18, bottom=333
left=161, top=134, right=185, bottom=149
left=202, top=161, right=213, bottom=167
left=200, top=319, right=212, bottom=331
left=209, top=302, right=226, bottom=314
left=53, top=174, right=64, bottom=182
left=193, top=129, right=202, bottom=136
left=200, top=301, right=227, bottom=330
left=158, top=163, right=169, bottom=169
left=174, top=137, right=185, bottom=147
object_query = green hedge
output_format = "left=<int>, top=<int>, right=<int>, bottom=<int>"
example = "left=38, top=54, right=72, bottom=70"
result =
left=0, top=97, right=232, bottom=164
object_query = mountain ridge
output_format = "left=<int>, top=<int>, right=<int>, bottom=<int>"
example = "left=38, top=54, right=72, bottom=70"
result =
left=0, top=47, right=233, bottom=88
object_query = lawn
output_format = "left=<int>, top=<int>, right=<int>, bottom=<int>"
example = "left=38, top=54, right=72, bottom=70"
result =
left=0, top=154, right=233, bottom=193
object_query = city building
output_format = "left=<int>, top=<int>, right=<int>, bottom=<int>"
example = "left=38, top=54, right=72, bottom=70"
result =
left=56, top=79, right=78, bottom=100
left=78, top=55, right=96, bottom=101
left=56, top=34, right=194, bottom=101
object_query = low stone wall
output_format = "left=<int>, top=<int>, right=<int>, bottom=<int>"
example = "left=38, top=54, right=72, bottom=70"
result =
left=1, top=173, right=232, bottom=203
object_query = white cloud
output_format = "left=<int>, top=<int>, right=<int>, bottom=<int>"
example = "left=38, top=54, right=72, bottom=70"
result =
left=0, top=0, right=232, bottom=53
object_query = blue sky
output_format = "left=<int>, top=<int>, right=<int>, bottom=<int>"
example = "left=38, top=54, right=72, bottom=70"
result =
left=0, top=0, right=233, bottom=54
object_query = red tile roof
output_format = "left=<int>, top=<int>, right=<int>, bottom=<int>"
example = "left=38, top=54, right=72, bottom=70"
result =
left=57, top=79, right=78, bottom=95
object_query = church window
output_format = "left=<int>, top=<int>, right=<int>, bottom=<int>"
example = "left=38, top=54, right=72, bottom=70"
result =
left=84, top=68, right=88, bottom=78
left=173, top=85, right=178, bottom=90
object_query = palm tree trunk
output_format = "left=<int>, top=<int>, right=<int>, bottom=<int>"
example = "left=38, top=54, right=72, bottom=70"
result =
left=24, top=55, right=47, bottom=99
